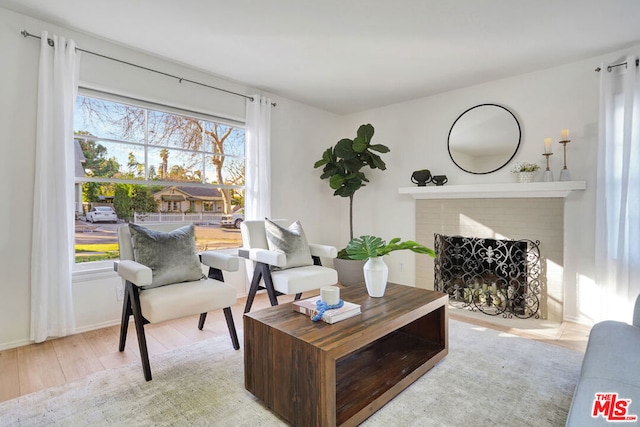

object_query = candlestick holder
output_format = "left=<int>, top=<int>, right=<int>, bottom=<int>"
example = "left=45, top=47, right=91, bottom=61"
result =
left=558, top=139, right=571, bottom=181
left=542, top=152, right=554, bottom=182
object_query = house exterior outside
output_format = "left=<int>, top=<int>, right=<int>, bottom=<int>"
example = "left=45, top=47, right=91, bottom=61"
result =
left=153, top=186, right=225, bottom=214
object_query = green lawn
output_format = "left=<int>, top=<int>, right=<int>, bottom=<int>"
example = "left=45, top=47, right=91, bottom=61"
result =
left=75, top=243, right=119, bottom=263
left=75, top=243, right=119, bottom=253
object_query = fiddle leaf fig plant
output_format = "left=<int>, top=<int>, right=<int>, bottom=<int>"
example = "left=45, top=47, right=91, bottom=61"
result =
left=314, top=124, right=390, bottom=257
left=346, top=235, right=436, bottom=260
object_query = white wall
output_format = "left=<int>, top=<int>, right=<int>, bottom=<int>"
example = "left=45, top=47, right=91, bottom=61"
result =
left=0, top=7, right=343, bottom=349
left=269, top=99, right=349, bottom=244
left=343, top=47, right=639, bottom=325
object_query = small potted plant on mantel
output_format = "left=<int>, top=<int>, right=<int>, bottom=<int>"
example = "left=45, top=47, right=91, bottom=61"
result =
left=346, top=235, right=435, bottom=297
left=511, top=161, right=540, bottom=183
left=314, top=123, right=390, bottom=286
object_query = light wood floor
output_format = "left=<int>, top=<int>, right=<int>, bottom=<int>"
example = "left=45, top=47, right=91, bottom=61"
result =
left=0, top=292, right=592, bottom=404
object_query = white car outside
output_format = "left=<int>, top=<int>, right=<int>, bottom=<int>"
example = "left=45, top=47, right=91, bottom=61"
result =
left=221, top=208, right=244, bottom=228
left=86, top=206, right=119, bottom=223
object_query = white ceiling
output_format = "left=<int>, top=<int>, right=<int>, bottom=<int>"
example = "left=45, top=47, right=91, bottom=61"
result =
left=3, top=0, right=640, bottom=114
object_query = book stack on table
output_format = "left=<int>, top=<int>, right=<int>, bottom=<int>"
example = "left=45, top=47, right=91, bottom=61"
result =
left=292, top=296, right=361, bottom=324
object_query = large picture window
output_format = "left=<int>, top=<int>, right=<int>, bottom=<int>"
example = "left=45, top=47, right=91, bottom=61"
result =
left=73, top=90, right=245, bottom=264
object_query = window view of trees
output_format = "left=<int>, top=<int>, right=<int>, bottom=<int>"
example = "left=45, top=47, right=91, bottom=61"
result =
left=73, top=93, right=245, bottom=263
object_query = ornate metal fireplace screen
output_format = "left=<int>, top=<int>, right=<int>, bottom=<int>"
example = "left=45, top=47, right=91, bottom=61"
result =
left=434, top=234, right=541, bottom=319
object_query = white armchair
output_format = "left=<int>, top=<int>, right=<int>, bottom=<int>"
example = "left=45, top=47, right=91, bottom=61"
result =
left=116, top=222, right=239, bottom=381
left=240, top=219, right=338, bottom=312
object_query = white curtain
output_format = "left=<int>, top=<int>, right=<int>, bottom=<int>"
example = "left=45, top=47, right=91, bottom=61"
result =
left=31, top=31, right=80, bottom=342
left=245, top=95, right=272, bottom=220
left=595, top=55, right=640, bottom=319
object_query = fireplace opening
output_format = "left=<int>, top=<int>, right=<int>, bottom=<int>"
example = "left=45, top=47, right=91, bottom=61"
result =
left=434, top=234, right=541, bottom=319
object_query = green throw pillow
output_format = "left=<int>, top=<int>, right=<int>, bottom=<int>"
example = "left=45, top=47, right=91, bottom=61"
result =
left=128, top=223, right=203, bottom=288
left=265, top=219, right=313, bottom=270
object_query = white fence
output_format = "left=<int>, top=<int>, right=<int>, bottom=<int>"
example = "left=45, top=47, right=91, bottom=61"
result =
left=134, top=212, right=224, bottom=225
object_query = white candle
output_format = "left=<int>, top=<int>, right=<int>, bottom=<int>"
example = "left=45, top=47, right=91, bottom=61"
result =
left=561, top=129, right=570, bottom=140
left=321, top=286, right=340, bottom=305
left=544, top=138, right=552, bottom=154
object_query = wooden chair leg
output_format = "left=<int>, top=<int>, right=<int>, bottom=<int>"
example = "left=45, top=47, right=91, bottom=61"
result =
left=223, top=307, right=240, bottom=350
left=261, top=264, right=280, bottom=307
left=244, top=265, right=264, bottom=313
left=129, top=284, right=152, bottom=381
left=198, top=313, right=207, bottom=330
left=118, top=282, right=133, bottom=351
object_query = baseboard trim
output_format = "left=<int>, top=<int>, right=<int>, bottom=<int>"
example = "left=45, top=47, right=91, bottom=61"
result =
left=0, top=319, right=123, bottom=351
left=563, top=314, right=594, bottom=326
left=0, top=338, right=33, bottom=351
left=74, top=319, right=122, bottom=334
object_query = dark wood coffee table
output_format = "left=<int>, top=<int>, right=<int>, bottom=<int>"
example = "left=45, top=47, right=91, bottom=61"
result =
left=244, top=283, right=448, bottom=427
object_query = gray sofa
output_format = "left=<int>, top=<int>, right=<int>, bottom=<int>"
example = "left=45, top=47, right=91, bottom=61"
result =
left=566, top=295, right=640, bottom=426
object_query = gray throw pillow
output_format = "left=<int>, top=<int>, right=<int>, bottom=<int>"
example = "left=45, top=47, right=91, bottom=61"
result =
left=265, top=219, right=313, bottom=269
left=129, top=223, right=203, bottom=288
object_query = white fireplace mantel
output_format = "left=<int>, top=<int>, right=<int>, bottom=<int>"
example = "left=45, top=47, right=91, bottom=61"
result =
left=399, top=180, right=586, bottom=200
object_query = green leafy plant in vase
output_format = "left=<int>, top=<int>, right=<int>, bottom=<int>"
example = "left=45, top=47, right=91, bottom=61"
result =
left=346, top=235, right=435, bottom=297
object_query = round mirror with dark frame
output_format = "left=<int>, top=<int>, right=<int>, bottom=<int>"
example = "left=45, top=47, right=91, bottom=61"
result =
left=447, top=104, right=521, bottom=174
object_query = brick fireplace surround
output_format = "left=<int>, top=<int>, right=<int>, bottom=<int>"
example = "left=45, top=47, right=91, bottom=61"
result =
left=401, top=181, right=586, bottom=322
left=417, top=198, right=562, bottom=320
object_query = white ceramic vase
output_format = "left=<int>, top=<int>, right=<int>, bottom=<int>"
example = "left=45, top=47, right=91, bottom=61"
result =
left=363, top=256, right=389, bottom=297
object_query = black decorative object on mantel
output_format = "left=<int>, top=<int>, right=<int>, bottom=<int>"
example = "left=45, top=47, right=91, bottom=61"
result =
left=433, top=234, right=541, bottom=319
left=431, top=175, right=448, bottom=186
left=411, top=169, right=432, bottom=186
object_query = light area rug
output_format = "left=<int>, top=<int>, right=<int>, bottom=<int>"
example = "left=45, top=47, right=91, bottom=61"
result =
left=0, top=320, right=583, bottom=426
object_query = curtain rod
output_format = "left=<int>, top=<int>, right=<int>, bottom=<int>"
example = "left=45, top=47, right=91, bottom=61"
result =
left=21, top=30, right=276, bottom=107
left=594, top=58, right=640, bottom=72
